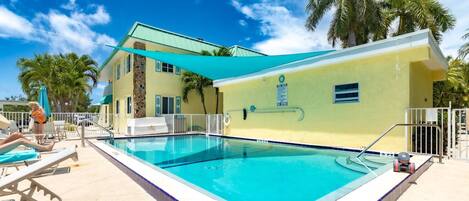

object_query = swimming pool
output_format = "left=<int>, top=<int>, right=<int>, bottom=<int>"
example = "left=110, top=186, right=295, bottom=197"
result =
left=108, top=134, right=393, bottom=200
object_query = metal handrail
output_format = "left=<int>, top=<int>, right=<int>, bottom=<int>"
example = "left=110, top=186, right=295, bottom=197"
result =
left=78, top=118, right=115, bottom=146
left=356, top=123, right=443, bottom=163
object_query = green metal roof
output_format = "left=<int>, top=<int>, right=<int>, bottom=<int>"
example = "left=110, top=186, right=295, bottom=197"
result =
left=229, top=45, right=266, bottom=56
left=100, top=22, right=266, bottom=71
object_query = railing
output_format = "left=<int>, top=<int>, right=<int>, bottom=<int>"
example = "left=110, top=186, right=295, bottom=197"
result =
left=161, top=114, right=224, bottom=134
left=79, top=118, right=115, bottom=147
left=405, top=107, right=450, bottom=156
left=357, top=123, right=443, bottom=163
left=0, top=111, right=108, bottom=138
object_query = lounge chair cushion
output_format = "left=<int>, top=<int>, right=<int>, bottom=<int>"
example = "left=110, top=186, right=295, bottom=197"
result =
left=0, top=150, right=39, bottom=164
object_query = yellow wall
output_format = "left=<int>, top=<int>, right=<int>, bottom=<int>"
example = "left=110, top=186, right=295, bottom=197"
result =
left=220, top=46, right=438, bottom=152
left=409, top=61, right=434, bottom=108
left=107, top=39, right=223, bottom=134
left=112, top=52, right=134, bottom=133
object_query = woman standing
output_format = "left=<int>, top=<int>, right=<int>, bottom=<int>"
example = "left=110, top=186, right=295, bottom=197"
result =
left=28, top=102, right=47, bottom=144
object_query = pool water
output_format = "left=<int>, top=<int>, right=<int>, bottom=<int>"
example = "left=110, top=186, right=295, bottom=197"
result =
left=110, top=135, right=389, bottom=201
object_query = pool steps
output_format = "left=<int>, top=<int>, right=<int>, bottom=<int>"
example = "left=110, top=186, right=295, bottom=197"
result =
left=335, top=155, right=394, bottom=174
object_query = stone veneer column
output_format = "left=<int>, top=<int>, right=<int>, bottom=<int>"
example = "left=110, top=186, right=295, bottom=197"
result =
left=133, top=41, right=146, bottom=118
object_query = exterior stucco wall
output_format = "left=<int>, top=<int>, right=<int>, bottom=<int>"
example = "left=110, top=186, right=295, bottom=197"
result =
left=220, top=47, right=433, bottom=152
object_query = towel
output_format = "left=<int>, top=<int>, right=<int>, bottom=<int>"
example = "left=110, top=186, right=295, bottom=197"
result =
left=0, top=114, right=9, bottom=129
left=0, top=150, right=39, bottom=164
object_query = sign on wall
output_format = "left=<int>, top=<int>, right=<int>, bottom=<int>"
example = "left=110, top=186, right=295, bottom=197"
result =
left=277, top=75, right=288, bottom=106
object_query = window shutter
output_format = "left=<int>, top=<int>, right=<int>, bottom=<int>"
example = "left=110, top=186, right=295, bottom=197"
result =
left=155, top=95, right=161, bottom=116
left=175, top=66, right=181, bottom=75
left=176, top=96, right=181, bottom=114
left=155, top=60, right=162, bottom=72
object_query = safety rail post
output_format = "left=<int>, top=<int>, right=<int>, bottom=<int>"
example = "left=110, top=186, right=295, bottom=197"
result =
left=81, top=121, right=85, bottom=147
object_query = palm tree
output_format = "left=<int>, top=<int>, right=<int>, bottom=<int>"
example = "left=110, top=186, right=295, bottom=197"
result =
left=17, top=53, right=98, bottom=112
left=181, top=72, right=212, bottom=114
left=200, top=47, right=232, bottom=114
left=181, top=47, right=232, bottom=114
left=305, top=0, right=383, bottom=47
left=459, top=29, right=469, bottom=59
left=434, top=58, right=469, bottom=107
left=380, top=0, right=455, bottom=42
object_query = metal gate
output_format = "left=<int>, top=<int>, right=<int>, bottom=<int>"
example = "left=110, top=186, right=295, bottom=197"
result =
left=405, top=108, right=450, bottom=157
left=451, top=109, right=469, bottom=159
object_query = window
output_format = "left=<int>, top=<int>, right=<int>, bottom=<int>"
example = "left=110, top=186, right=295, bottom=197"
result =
left=126, top=96, right=132, bottom=114
left=115, top=100, right=120, bottom=114
left=162, top=97, right=175, bottom=114
left=162, top=62, right=174, bottom=73
left=125, top=54, right=131, bottom=73
left=115, top=64, right=121, bottom=80
left=334, top=83, right=359, bottom=103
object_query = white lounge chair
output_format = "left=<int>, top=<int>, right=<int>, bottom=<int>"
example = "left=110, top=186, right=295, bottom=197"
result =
left=0, top=147, right=78, bottom=201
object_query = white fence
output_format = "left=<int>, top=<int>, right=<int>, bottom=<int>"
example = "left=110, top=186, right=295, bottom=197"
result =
left=161, top=114, right=224, bottom=134
left=0, top=111, right=108, bottom=138
left=405, top=108, right=450, bottom=156
left=451, top=109, right=469, bottom=159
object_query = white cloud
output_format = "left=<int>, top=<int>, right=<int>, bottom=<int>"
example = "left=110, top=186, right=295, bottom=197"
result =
left=0, top=4, right=116, bottom=55
left=71, top=5, right=110, bottom=25
left=231, top=0, right=331, bottom=55
left=238, top=19, right=247, bottom=27
left=440, top=0, right=469, bottom=58
left=0, top=6, right=35, bottom=39
left=61, top=0, right=77, bottom=11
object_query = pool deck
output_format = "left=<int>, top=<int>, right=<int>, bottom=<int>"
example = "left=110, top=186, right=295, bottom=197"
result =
left=1, top=140, right=155, bottom=201
left=399, top=159, right=469, bottom=201
left=2, top=139, right=469, bottom=201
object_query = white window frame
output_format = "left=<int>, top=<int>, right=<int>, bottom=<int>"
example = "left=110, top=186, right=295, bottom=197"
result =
left=334, top=83, right=359, bottom=104
left=115, top=100, right=120, bottom=114
left=161, top=96, right=175, bottom=114
left=115, top=63, right=121, bottom=80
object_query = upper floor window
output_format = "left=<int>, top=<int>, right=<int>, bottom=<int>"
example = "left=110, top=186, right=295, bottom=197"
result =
left=115, top=64, right=121, bottom=80
left=125, top=54, right=131, bottom=73
left=334, top=83, right=359, bottom=103
left=162, top=63, right=174, bottom=73
left=115, top=100, right=120, bottom=114
left=155, top=60, right=180, bottom=75
left=126, top=96, right=132, bottom=114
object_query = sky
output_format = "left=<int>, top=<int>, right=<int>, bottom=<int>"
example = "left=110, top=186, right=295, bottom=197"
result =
left=0, top=0, right=467, bottom=103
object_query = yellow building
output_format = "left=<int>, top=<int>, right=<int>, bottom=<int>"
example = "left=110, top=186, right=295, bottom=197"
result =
left=213, top=30, right=447, bottom=152
left=98, top=22, right=265, bottom=133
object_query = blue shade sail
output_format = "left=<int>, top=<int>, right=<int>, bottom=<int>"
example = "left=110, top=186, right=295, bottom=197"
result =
left=109, top=46, right=334, bottom=80
left=38, top=86, right=51, bottom=117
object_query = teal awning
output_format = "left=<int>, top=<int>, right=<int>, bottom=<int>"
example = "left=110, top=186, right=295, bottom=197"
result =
left=109, top=46, right=334, bottom=80
left=100, top=95, right=113, bottom=105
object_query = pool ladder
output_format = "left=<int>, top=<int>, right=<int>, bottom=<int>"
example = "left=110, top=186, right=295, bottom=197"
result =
left=356, top=123, right=443, bottom=163
left=78, top=118, right=115, bottom=147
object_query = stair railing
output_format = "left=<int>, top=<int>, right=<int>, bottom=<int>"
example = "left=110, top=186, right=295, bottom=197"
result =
left=78, top=118, right=115, bottom=147
left=356, top=123, right=443, bottom=163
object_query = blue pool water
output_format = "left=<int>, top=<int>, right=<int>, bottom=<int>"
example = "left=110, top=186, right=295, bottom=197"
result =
left=109, top=135, right=388, bottom=200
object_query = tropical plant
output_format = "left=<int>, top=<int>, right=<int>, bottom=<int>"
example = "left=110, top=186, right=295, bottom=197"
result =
left=17, top=53, right=99, bottom=112
left=379, top=0, right=455, bottom=42
left=181, top=72, right=212, bottom=114
left=305, top=0, right=384, bottom=47
left=459, top=28, right=469, bottom=59
left=200, top=47, right=231, bottom=114
left=434, top=58, right=469, bottom=107
left=181, top=47, right=232, bottom=114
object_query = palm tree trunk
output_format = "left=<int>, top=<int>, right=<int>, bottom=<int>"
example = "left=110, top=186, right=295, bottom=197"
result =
left=347, top=31, right=357, bottom=47
left=200, top=94, right=207, bottom=114
left=215, top=88, right=219, bottom=114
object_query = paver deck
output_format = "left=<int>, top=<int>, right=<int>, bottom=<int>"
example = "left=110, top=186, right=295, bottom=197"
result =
left=1, top=140, right=155, bottom=201
left=399, top=159, right=469, bottom=201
